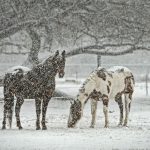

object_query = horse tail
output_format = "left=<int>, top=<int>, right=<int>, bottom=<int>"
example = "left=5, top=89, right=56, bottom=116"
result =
left=3, top=73, right=15, bottom=128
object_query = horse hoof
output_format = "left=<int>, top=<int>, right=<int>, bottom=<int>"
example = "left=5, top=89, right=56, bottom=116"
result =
left=2, top=126, right=6, bottom=130
left=90, top=125, right=94, bottom=128
left=104, top=125, right=109, bottom=128
left=42, top=126, right=47, bottom=130
left=19, top=126, right=23, bottom=130
left=36, top=126, right=41, bottom=130
left=123, top=122, right=128, bottom=127
left=123, top=124, right=128, bottom=127
left=117, top=123, right=123, bottom=127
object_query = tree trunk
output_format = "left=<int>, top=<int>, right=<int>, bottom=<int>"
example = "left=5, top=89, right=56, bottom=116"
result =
left=97, top=55, right=101, bottom=67
left=145, top=72, right=149, bottom=96
left=45, top=25, right=53, bottom=52
left=24, top=28, right=40, bottom=67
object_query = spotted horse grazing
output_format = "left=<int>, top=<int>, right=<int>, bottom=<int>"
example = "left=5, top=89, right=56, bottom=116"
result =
left=2, top=50, right=66, bottom=130
left=68, top=66, right=134, bottom=128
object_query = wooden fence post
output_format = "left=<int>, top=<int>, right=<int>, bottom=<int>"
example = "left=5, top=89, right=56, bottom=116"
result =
left=146, top=72, right=149, bottom=96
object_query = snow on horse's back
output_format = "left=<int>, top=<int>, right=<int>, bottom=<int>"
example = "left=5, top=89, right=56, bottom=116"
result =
left=6, top=65, right=31, bottom=75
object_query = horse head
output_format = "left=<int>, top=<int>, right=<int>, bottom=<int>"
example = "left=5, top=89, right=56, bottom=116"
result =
left=68, top=99, right=82, bottom=128
left=52, top=50, right=66, bottom=78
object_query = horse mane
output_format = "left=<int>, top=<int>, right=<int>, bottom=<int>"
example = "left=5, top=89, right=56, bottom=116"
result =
left=40, top=56, right=53, bottom=66
left=80, top=67, right=106, bottom=91
left=79, top=70, right=97, bottom=94
left=77, top=67, right=108, bottom=104
left=30, top=54, right=55, bottom=74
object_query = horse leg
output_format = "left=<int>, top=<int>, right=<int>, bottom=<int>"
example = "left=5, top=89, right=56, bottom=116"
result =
left=117, top=100, right=123, bottom=126
left=35, top=97, right=42, bottom=130
left=102, top=95, right=109, bottom=128
left=115, top=93, right=123, bottom=126
left=15, top=96, right=24, bottom=129
left=41, top=97, right=51, bottom=130
left=2, top=92, right=14, bottom=129
left=90, top=99, right=98, bottom=128
left=8, top=95, right=14, bottom=129
left=123, top=94, right=132, bottom=126
left=2, top=97, right=7, bottom=129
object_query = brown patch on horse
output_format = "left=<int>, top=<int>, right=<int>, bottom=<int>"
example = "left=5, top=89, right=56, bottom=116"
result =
left=124, top=76, right=134, bottom=100
left=89, top=89, right=102, bottom=101
left=107, top=72, right=113, bottom=78
left=131, top=74, right=135, bottom=84
left=108, top=81, right=111, bottom=87
left=84, top=93, right=88, bottom=97
left=84, top=93, right=89, bottom=104
left=118, top=68, right=124, bottom=73
left=107, top=85, right=110, bottom=94
left=115, top=92, right=122, bottom=102
left=124, top=77, right=133, bottom=93
left=102, top=94, right=109, bottom=106
left=97, top=69, right=106, bottom=81
left=68, top=100, right=82, bottom=128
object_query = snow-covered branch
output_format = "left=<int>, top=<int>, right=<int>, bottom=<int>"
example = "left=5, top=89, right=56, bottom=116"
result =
left=0, top=42, right=27, bottom=49
left=0, top=0, right=150, bottom=64
left=66, top=44, right=150, bottom=57
left=0, top=20, right=39, bottom=40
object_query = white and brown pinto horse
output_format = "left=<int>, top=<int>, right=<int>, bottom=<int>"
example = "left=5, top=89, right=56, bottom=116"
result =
left=68, top=66, right=134, bottom=128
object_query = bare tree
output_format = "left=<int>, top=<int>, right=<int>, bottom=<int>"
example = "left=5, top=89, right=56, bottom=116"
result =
left=0, top=0, right=150, bottom=65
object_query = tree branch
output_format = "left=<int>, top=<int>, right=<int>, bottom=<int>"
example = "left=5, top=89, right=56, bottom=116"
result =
left=0, top=20, right=39, bottom=40
left=0, top=42, right=27, bottom=49
left=25, top=27, right=40, bottom=66
left=66, top=44, right=150, bottom=57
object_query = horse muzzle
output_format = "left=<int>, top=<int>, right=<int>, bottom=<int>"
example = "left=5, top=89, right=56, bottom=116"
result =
left=59, top=72, right=65, bottom=78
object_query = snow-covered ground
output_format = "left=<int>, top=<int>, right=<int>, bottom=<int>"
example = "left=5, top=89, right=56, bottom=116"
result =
left=0, top=81, right=150, bottom=150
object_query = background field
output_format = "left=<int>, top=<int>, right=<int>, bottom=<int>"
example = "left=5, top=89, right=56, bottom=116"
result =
left=0, top=80, right=150, bottom=150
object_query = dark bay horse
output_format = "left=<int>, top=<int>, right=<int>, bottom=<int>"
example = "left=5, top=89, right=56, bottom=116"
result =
left=2, top=50, right=66, bottom=130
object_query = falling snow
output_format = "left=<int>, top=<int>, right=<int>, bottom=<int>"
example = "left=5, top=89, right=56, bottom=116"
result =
left=1, top=0, right=150, bottom=150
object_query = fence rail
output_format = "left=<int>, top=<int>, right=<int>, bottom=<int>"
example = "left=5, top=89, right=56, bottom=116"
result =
left=0, top=63, right=150, bottom=96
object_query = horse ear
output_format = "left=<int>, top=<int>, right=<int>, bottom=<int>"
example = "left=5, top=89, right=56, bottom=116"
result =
left=62, top=50, right=66, bottom=57
left=70, top=101, right=73, bottom=105
left=54, top=50, right=59, bottom=57
left=70, top=100, right=75, bottom=105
